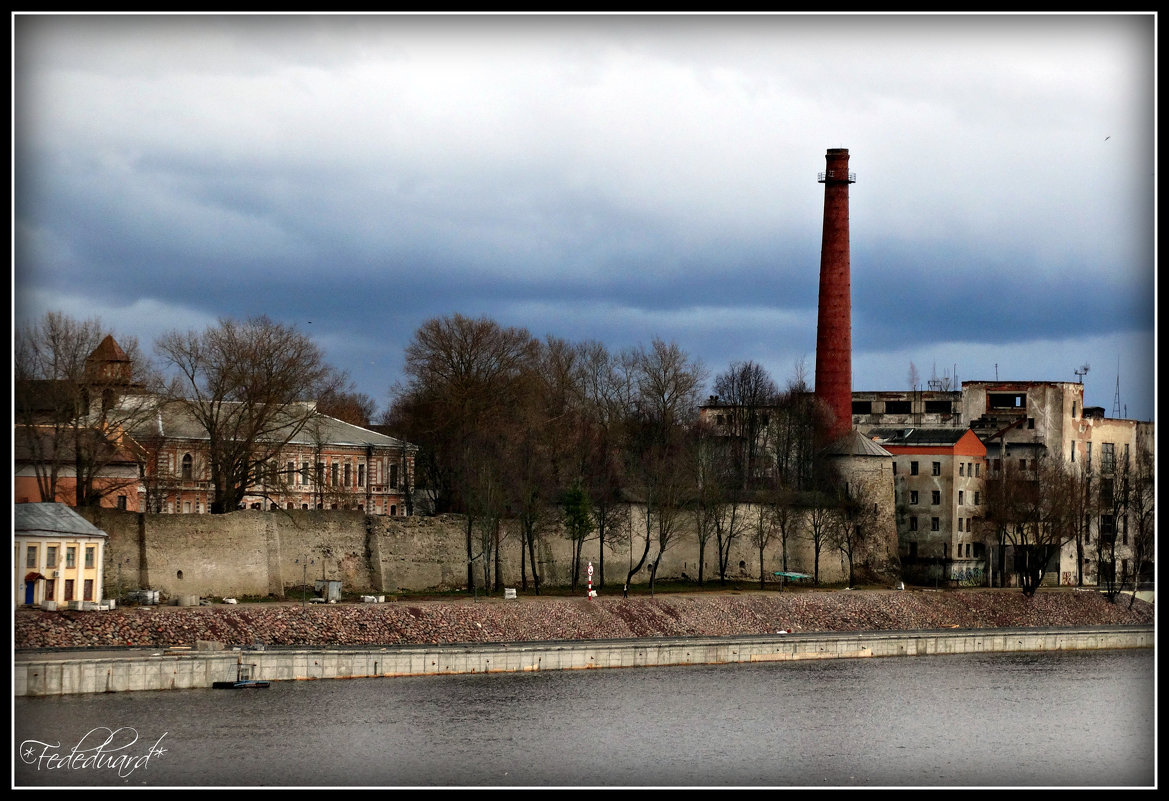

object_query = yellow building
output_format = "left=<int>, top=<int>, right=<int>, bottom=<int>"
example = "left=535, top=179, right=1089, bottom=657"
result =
left=14, top=502, right=107, bottom=608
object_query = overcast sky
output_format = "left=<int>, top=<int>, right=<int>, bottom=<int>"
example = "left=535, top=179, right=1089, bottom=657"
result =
left=13, top=13, right=1156, bottom=423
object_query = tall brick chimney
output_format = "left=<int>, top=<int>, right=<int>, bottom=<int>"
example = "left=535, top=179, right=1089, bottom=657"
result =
left=814, top=147, right=855, bottom=443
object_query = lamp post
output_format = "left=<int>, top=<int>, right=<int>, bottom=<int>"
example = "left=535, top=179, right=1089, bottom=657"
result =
left=296, top=555, right=315, bottom=607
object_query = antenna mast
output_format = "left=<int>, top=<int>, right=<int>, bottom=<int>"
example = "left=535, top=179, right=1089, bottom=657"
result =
left=1112, top=356, right=1121, bottom=418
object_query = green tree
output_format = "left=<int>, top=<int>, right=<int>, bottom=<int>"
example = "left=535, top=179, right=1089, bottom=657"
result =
left=562, top=483, right=594, bottom=593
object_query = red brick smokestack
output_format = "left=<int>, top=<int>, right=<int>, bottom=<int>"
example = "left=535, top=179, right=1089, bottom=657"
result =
left=814, top=147, right=855, bottom=443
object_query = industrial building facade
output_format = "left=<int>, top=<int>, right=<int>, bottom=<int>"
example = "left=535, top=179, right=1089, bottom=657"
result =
left=857, top=380, right=1153, bottom=588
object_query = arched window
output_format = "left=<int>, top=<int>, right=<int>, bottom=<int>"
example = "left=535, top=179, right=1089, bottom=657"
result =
left=181, top=453, right=193, bottom=480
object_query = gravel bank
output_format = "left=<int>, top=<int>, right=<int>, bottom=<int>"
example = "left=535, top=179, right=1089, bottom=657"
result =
left=14, top=589, right=1153, bottom=650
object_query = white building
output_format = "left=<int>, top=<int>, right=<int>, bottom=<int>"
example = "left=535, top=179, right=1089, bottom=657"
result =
left=15, top=502, right=107, bottom=608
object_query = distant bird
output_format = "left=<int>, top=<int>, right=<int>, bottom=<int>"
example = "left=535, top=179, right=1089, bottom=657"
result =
left=1105, top=136, right=1111, bottom=141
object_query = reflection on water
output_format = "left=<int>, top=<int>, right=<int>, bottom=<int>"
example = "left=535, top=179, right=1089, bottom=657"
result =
left=15, top=648, right=1154, bottom=787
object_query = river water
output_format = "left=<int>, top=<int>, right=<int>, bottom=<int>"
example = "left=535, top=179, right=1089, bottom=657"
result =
left=14, top=647, right=1154, bottom=788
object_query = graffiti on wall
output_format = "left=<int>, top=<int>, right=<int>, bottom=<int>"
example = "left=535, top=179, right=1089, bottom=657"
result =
left=953, top=567, right=984, bottom=587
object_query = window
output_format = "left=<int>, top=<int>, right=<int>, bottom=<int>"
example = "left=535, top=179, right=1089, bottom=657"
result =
left=64, top=579, right=74, bottom=601
left=287, top=461, right=296, bottom=484
left=83, top=579, right=94, bottom=601
left=331, top=463, right=339, bottom=486
left=46, top=546, right=58, bottom=568
left=974, top=492, right=980, bottom=506
left=390, top=463, right=399, bottom=489
left=344, top=463, right=351, bottom=487
left=931, top=491, right=941, bottom=505
left=975, top=463, right=980, bottom=477
left=66, top=547, right=76, bottom=569
left=26, top=546, right=37, bottom=568
left=1027, top=418, right=1035, bottom=429
left=358, top=464, right=365, bottom=487
left=1100, top=515, right=1116, bottom=540
left=316, top=463, right=325, bottom=484
left=932, top=462, right=941, bottom=476
left=892, top=462, right=897, bottom=475
left=931, top=517, right=940, bottom=532
left=1086, top=442, right=1092, bottom=470
left=966, top=543, right=972, bottom=558
left=184, top=501, right=191, bottom=514
left=910, top=490, right=919, bottom=505
left=1100, top=478, right=1114, bottom=507
left=959, top=463, right=965, bottom=477
left=181, top=453, right=193, bottom=480
left=910, top=461, right=919, bottom=476
left=958, top=491, right=964, bottom=505
left=885, top=400, right=911, bottom=414
left=1071, top=441, right=1076, bottom=462
left=302, top=462, right=310, bottom=484
left=85, top=546, right=95, bottom=569
left=958, top=519, right=964, bottom=532
left=909, top=517, right=918, bottom=531
left=117, top=495, right=127, bottom=510
left=1101, top=443, right=1115, bottom=474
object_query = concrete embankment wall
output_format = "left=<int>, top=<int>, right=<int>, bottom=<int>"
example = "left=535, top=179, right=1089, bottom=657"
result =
left=15, top=625, right=1153, bottom=697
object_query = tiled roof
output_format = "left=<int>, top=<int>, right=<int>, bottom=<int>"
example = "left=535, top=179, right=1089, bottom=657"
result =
left=88, top=334, right=129, bottom=363
left=14, top=503, right=108, bottom=538
left=824, top=429, right=893, bottom=457
left=128, top=399, right=414, bottom=450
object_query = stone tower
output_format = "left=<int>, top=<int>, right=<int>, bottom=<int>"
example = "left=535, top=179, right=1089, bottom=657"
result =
left=814, top=147, right=855, bottom=443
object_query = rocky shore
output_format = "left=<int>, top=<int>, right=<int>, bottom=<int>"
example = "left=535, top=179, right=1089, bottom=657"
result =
left=14, top=588, right=1153, bottom=650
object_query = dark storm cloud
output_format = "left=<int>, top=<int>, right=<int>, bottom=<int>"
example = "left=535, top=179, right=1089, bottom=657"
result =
left=12, top=12, right=1155, bottom=421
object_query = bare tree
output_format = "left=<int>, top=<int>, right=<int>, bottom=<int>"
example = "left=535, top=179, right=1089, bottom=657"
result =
left=749, top=496, right=778, bottom=590
left=1066, top=456, right=1097, bottom=586
left=766, top=493, right=802, bottom=589
left=577, top=341, right=634, bottom=589
left=16, top=311, right=162, bottom=508
left=316, top=386, right=377, bottom=428
left=389, top=314, right=538, bottom=591
left=155, top=315, right=342, bottom=514
left=710, top=360, right=779, bottom=490
left=1126, top=438, right=1154, bottom=609
left=804, top=499, right=835, bottom=586
left=768, top=362, right=830, bottom=492
left=828, top=483, right=878, bottom=589
left=980, top=452, right=1078, bottom=596
left=621, top=339, right=706, bottom=596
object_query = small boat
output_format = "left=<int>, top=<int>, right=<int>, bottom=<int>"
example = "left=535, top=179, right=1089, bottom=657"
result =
left=213, top=661, right=270, bottom=690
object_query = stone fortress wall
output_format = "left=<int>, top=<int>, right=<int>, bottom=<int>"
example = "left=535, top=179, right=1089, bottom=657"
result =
left=82, top=507, right=857, bottom=601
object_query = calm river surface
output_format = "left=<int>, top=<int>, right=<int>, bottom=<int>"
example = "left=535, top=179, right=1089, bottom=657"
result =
left=14, top=647, right=1154, bottom=788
